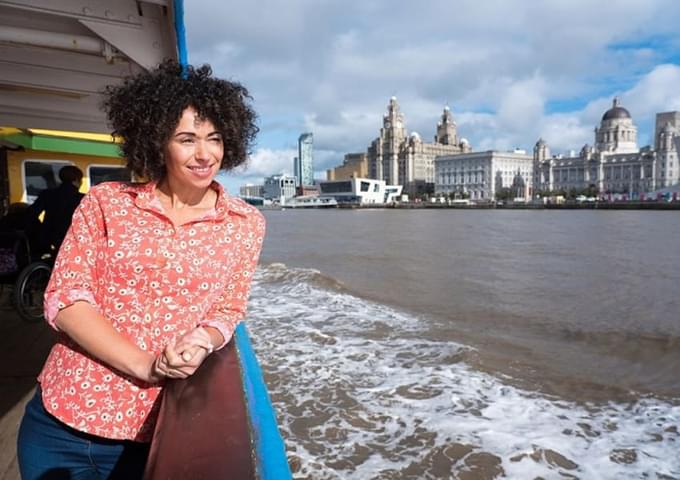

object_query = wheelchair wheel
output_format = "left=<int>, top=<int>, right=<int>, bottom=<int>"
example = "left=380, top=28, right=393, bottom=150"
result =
left=14, top=261, right=51, bottom=323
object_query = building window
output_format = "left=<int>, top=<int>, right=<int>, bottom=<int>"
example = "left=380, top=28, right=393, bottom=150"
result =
left=320, top=181, right=352, bottom=194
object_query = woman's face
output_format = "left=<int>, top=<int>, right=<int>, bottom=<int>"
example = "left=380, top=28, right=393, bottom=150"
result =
left=164, top=107, right=224, bottom=190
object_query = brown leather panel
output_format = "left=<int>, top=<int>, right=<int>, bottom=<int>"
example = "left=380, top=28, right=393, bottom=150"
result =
left=144, top=341, right=255, bottom=479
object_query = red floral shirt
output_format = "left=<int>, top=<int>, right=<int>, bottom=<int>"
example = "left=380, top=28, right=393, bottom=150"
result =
left=38, top=181, right=265, bottom=441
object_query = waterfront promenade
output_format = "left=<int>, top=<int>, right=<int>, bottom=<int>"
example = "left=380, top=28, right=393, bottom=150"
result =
left=332, top=201, right=680, bottom=210
left=0, top=293, right=55, bottom=480
left=396, top=201, right=680, bottom=210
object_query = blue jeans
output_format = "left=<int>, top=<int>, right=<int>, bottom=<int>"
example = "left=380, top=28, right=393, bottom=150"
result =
left=17, top=388, right=150, bottom=479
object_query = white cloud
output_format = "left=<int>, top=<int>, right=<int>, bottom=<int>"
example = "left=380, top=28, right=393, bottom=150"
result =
left=497, top=74, right=547, bottom=136
left=186, top=0, right=680, bottom=186
left=239, top=148, right=296, bottom=178
left=539, top=114, right=593, bottom=152
left=537, top=64, right=680, bottom=151
left=623, top=64, right=680, bottom=117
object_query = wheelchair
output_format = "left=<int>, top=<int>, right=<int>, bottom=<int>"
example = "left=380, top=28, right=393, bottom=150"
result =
left=0, top=231, right=53, bottom=323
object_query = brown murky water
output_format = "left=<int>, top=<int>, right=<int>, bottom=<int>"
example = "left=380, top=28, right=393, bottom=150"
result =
left=246, top=209, right=680, bottom=479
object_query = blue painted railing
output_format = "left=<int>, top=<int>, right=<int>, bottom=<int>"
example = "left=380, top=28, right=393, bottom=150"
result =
left=235, top=323, right=293, bottom=479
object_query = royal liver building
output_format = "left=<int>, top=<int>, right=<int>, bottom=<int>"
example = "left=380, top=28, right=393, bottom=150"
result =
left=533, top=98, right=680, bottom=196
left=367, top=97, right=471, bottom=195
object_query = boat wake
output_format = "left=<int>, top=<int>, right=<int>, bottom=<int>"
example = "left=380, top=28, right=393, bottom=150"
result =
left=246, top=263, right=680, bottom=479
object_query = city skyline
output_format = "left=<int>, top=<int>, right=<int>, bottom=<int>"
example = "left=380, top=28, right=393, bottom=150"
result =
left=184, top=1, right=680, bottom=194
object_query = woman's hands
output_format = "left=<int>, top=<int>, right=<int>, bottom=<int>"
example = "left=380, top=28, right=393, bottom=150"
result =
left=54, top=302, right=222, bottom=385
left=150, top=327, right=215, bottom=380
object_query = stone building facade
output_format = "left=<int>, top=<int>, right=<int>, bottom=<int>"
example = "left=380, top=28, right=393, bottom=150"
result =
left=533, top=99, right=679, bottom=196
left=435, top=150, right=534, bottom=200
left=366, top=97, right=471, bottom=196
left=326, top=153, right=368, bottom=181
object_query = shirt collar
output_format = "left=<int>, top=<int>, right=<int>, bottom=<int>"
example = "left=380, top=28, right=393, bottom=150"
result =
left=122, top=180, right=248, bottom=219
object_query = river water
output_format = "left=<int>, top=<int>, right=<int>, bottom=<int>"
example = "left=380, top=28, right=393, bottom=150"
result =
left=245, top=209, right=680, bottom=479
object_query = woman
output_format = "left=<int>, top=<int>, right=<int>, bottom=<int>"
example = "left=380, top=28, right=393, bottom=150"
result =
left=17, top=60, right=265, bottom=479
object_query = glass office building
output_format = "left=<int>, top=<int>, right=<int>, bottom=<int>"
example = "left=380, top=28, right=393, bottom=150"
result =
left=295, top=132, right=314, bottom=187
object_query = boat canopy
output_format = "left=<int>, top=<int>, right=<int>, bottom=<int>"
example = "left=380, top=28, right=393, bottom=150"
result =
left=0, top=0, right=181, bottom=133
left=0, top=126, right=120, bottom=157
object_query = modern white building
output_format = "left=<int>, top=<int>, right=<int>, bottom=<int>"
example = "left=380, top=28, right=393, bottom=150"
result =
left=263, top=174, right=296, bottom=203
left=435, top=150, right=534, bottom=200
left=318, top=178, right=403, bottom=205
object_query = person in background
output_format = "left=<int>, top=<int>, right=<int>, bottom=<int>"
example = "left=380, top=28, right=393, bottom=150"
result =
left=17, top=60, right=264, bottom=479
left=28, top=165, right=85, bottom=257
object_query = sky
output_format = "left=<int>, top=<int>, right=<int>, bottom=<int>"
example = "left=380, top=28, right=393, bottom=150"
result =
left=184, top=0, right=680, bottom=194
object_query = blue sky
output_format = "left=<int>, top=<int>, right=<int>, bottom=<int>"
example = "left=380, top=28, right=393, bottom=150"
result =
left=184, top=0, right=680, bottom=194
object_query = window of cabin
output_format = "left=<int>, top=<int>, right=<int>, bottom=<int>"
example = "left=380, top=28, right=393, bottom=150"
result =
left=23, top=160, right=73, bottom=203
left=89, top=166, right=132, bottom=186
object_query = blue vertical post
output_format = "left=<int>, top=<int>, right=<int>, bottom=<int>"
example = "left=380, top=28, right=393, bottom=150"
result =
left=173, top=0, right=188, bottom=69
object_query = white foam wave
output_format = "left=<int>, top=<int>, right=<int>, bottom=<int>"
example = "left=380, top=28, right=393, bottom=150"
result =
left=246, top=264, right=680, bottom=479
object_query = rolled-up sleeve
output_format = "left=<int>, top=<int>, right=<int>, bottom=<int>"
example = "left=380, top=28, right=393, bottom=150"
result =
left=44, top=191, right=105, bottom=329
left=199, top=211, right=265, bottom=349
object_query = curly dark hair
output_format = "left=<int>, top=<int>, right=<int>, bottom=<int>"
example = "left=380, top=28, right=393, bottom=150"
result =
left=103, top=60, right=258, bottom=180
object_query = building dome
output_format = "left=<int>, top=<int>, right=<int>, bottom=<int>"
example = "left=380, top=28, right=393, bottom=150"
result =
left=595, top=97, right=638, bottom=154
left=602, top=97, right=631, bottom=121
